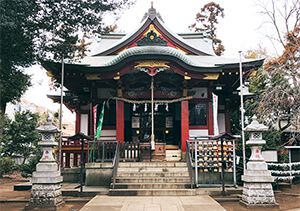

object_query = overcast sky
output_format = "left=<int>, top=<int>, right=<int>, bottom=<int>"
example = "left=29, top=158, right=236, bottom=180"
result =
left=113, top=0, right=284, bottom=56
left=14, top=0, right=287, bottom=122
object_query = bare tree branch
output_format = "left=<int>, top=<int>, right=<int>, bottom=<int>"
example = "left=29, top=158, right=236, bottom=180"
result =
left=257, top=0, right=300, bottom=51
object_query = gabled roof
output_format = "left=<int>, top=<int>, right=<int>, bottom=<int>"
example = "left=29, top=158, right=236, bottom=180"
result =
left=42, top=5, right=264, bottom=79
left=91, top=5, right=216, bottom=56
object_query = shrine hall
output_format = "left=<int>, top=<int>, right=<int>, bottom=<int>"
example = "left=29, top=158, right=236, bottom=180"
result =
left=42, top=5, right=263, bottom=163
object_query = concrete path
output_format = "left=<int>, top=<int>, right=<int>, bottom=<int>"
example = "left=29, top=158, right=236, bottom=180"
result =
left=80, top=195, right=226, bottom=211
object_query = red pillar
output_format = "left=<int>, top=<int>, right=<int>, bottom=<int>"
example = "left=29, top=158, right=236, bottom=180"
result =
left=208, top=101, right=214, bottom=135
left=181, top=100, right=189, bottom=152
left=75, top=112, right=81, bottom=134
left=116, top=100, right=124, bottom=143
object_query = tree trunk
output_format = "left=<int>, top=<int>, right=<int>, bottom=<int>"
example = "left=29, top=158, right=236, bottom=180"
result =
left=22, top=156, right=27, bottom=165
left=0, top=102, right=6, bottom=137
left=0, top=101, right=7, bottom=115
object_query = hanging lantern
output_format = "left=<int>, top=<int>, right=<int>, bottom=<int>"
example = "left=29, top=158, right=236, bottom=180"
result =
left=133, top=103, right=136, bottom=111
left=144, top=103, right=147, bottom=112
left=165, top=103, right=169, bottom=112
left=154, top=103, right=158, bottom=111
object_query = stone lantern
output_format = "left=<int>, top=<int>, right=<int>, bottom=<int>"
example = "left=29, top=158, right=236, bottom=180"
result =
left=26, top=118, right=64, bottom=210
left=240, top=115, right=277, bottom=207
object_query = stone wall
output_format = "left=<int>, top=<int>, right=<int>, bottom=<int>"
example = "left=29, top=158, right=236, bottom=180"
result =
left=85, top=163, right=113, bottom=187
left=62, top=167, right=85, bottom=183
left=197, top=172, right=233, bottom=185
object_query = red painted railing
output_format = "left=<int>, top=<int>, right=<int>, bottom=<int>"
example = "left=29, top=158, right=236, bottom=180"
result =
left=61, top=136, right=141, bottom=168
left=61, top=136, right=89, bottom=168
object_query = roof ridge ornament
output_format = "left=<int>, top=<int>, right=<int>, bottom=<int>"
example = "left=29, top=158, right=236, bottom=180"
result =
left=148, top=1, right=156, bottom=20
left=141, top=2, right=164, bottom=22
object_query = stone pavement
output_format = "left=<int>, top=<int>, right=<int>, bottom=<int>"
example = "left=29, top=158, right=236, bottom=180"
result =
left=80, top=195, right=226, bottom=211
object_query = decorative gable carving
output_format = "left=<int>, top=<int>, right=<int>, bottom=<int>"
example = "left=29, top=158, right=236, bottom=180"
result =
left=137, top=30, right=167, bottom=46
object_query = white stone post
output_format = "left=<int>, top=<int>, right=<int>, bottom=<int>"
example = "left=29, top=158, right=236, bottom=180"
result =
left=240, top=115, right=278, bottom=208
left=26, top=118, right=64, bottom=210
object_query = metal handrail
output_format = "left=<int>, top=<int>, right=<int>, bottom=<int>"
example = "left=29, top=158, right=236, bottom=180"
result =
left=186, top=141, right=195, bottom=188
left=112, top=142, right=120, bottom=189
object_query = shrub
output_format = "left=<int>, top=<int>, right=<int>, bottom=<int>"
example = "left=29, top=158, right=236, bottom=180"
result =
left=0, top=157, right=16, bottom=177
left=20, top=153, right=41, bottom=177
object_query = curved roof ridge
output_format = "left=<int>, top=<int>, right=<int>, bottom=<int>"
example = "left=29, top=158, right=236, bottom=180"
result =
left=78, top=46, right=264, bottom=69
left=106, top=46, right=196, bottom=66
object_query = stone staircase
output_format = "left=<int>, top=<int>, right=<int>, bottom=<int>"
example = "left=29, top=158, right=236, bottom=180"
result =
left=109, top=162, right=196, bottom=196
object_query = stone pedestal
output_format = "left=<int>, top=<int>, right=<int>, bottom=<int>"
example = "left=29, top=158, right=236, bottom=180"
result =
left=26, top=119, right=64, bottom=210
left=240, top=116, right=278, bottom=207
left=241, top=162, right=277, bottom=207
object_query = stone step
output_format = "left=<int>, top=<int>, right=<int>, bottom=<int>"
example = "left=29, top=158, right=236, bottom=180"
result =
left=111, top=183, right=191, bottom=189
left=62, top=186, right=109, bottom=197
left=117, top=167, right=188, bottom=173
left=115, top=177, right=191, bottom=183
left=117, top=172, right=189, bottom=177
left=109, top=189, right=196, bottom=196
left=118, top=162, right=187, bottom=168
left=165, top=150, right=181, bottom=162
left=165, top=150, right=181, bottom=156
left=165, top=157, right=182, bottom=161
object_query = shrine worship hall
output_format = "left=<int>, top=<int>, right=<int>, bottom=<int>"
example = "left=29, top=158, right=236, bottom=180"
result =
left=42, top=5, right=263, bottom=190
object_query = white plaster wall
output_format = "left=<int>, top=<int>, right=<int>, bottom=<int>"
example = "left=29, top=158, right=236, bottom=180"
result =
left=80, top=114, right=89, bottom=135
left=189, top=129, right=208, bottom=138
left=218, top=113, right=226, bottom=134
left=99, top=130, right=116, bottom=141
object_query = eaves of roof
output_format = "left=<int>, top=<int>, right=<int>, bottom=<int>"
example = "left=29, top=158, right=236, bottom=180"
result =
left=41, top=45, right=264, bottom=76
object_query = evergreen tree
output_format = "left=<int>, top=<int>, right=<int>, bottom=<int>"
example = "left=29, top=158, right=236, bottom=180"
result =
left=0, top=0, right=132, bottom=114
left=0, top=111, right=39, bottom=164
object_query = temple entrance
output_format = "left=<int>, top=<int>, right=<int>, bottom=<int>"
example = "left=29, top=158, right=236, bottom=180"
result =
left=118, top=68, right=187, bottom=161
left=124, top=103, right=180, bottom=146
left=124, top=102, right=181, bottom=161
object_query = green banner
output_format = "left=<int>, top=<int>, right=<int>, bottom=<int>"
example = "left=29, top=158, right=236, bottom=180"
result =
left=95, top=102, right=105, bottom=139
left=89, top=101, right=105, bottom=162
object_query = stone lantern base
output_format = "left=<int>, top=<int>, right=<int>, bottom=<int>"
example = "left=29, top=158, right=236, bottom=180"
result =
left=26, top=185, right=64, bottom=211
left=240, top=183, right=278, bottom=208
left=25, top=162, right=64, bottom=210
left=240, top=162, right=278, bottom=208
